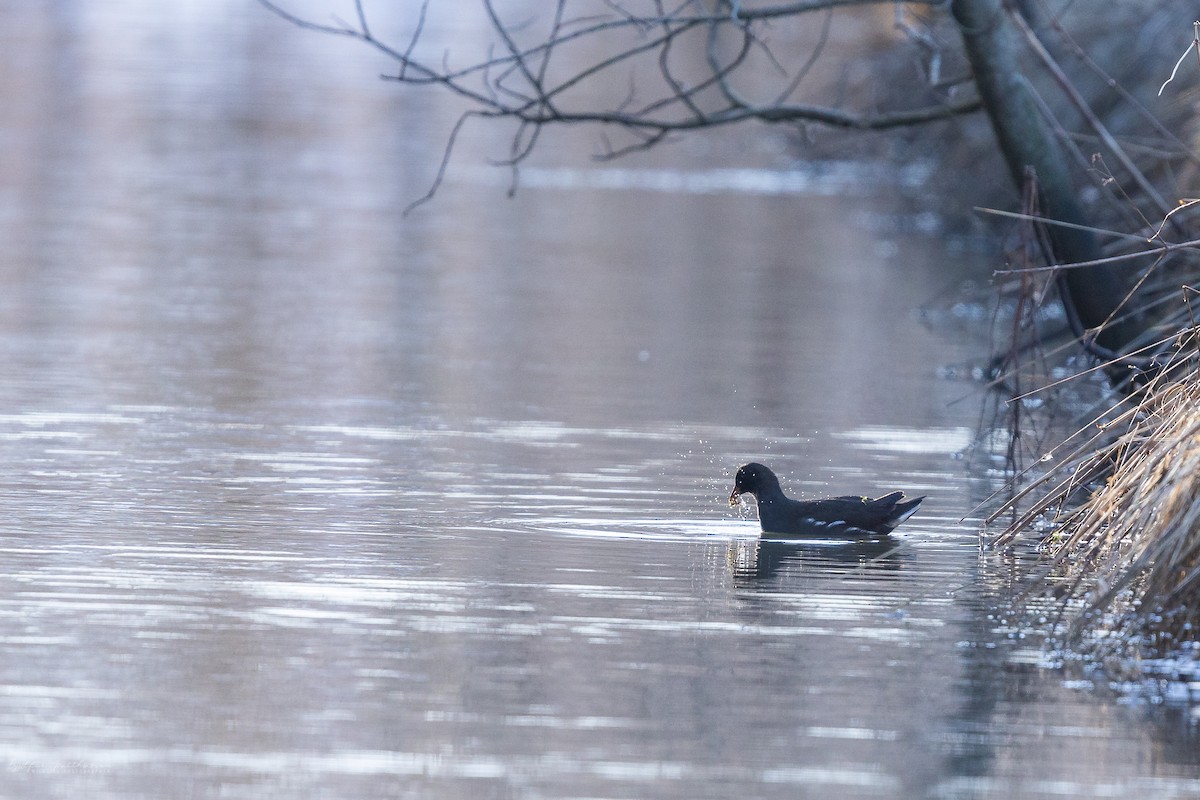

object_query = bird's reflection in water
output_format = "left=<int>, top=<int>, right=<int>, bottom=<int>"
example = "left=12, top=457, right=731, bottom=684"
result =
left=728, top=536, right=907, bottom=581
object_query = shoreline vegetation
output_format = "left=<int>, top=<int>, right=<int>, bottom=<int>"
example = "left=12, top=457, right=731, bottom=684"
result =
left=988, top=301, right=1200, bottom=657
left=945, top=5, right=1200, bottom=662
left=835, top=2, right=1200, bottom=662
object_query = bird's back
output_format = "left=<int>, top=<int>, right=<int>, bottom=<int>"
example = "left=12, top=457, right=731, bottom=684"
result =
left=761, top=492, right=924, bottom=536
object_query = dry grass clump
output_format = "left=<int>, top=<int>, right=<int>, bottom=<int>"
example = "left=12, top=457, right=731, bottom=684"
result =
left=991, top=331, right=1200, bottom=646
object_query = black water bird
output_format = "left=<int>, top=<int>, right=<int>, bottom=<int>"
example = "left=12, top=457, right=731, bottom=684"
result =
left=729, top=462, right=924, bottom=537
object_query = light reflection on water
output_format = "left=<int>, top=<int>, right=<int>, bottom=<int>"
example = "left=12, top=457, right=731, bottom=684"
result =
left=0, top=397, right=1109, bottom=797
left=461, top=161, right=937, bottom=198
left=0, top=395, right=1192, bottom=798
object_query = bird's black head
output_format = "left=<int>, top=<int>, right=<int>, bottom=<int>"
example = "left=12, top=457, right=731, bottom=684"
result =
left=729, top=462, right=775, bottom=506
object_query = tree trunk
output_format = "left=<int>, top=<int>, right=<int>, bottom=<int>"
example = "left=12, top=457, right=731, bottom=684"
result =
left=951, top=0, right=1139, bottom=356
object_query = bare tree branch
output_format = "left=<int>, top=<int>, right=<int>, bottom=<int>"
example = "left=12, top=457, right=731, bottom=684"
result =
left=257, top=0, right=975, bottom=206
left=1007, top=8, right=1172, bottom=218
left=402, top=110, right=492, bottom=215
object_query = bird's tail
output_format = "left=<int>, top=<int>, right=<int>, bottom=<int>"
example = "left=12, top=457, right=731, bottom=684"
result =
left=886, top=496, right=925, bottom=527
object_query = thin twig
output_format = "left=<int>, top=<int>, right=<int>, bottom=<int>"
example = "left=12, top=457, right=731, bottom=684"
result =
left=1158, top=20, right=1200, bottom=96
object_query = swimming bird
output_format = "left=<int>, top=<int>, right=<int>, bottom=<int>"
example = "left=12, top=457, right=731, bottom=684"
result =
left=729, top=462, right=924, bottom=537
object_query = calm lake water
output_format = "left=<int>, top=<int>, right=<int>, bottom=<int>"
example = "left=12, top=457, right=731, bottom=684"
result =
left=2, top=2, right=1200, bottom=799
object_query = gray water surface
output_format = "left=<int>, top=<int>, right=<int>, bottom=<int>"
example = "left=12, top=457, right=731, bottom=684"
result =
left=2, top=3, right=1200, bottom=799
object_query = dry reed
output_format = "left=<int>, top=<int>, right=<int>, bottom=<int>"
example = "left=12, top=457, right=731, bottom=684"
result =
left=991, top=324, right=1200, bottom=648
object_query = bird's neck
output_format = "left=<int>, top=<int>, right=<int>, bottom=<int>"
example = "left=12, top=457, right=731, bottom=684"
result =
left=755, top=476, right=784, bottom=502
left=752, top=482, right=787, bottom=524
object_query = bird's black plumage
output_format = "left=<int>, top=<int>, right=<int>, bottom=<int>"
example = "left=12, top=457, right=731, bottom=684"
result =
left=729, top=462, right=924, bottom=537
